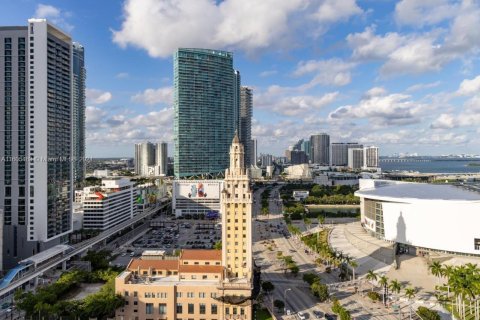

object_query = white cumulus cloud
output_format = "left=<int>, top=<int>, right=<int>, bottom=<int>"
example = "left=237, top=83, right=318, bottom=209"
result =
left=113, top=0, right=363, bottom=58
left=457, top=75, right=480, bottom=96
left=395, top=0, right=459, bottom=27
left=132, top=87, right=173, bottom=105
left=86, top=89, right=112, bottom=105
left=34, top=4, right=73, bottom=32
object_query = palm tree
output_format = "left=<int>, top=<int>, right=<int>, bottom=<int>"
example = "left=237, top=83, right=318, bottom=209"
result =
left=378, top=275, right=389, bottom=305
left=349, top=260, right=358, bottom=281
left=389, top=279, right=402, bottom=301
left=428, top=261, right=443, bottom=285
left=442, top=264, right=454, bottom=298
left=404, top=288, right=416, bottom=319
left=405, top=287, right=415, bottom=300
left=317, top=215, right=325, bottom=227
left=366, top=270, right=378, bottom=292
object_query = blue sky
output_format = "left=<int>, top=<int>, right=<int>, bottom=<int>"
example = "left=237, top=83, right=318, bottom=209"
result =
left=3, top=0, right=480, bottom=157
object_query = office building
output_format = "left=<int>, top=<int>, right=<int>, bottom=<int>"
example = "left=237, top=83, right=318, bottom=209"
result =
left=72, top=42, right=86, bottom=187
left=172, top=180, right=223, bottom=218
left=155, top=142, right=168, bottom=176
left=292, top=139, right=303, bottom=151
left=82, top=178, right=137, bottom=230
left=357, top=179, right=480, bottom=256
left=115, top=136, right=253, bottom=319
left=259, top=154, right=273, bottom=167
left=363, top=146, right=379, bottom=169
left=135, top=142, right=155, bottom=176
left=310, top=133, right=330, bottom=165
left=240, top=86, right=252, bottom=166
left=250, top=139, right=257, bottom=166
left=301, top=140, right=311, bottom=160
left=348, top=148, right=364, bottom=170
left=0, top=19, right=74, bottom=269
left=330, top=143, right=362, bottom=167
left=135, top=142, right=167, bottom=176
left=290, top=150, right=308, bottom=165
left=174, top=48, right=239, bottom=178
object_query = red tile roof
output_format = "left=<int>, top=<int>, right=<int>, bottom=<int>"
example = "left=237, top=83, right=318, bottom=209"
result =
left=180, top=249, right=222, bottom=261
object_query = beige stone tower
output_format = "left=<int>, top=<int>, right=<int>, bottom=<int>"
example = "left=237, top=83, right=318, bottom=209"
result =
left=221, top=132, right=253, bottom=281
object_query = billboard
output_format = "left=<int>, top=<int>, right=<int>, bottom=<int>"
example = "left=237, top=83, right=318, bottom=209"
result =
left=174, top=180, right=223, bottom=200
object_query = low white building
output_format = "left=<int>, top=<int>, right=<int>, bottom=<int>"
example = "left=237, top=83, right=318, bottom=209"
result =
left=284, top=164, right=312, bottom=180
left=92, top=169, right=112, bottom=178
left=172, top=180, right=223, bottom=218
left=293, top=190, right=310, bottom=201
left=356, top=179, right=480, bottom=256
left=82, top=178, right=137, bottom=230
left=249, top=166, right=263, bottom=180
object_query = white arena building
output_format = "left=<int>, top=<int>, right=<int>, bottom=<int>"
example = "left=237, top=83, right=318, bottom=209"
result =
left=356, top=179, right=480, bottom=256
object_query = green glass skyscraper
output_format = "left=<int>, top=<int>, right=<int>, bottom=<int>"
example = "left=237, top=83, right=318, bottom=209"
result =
left=174, top=48, right=239, bottom=178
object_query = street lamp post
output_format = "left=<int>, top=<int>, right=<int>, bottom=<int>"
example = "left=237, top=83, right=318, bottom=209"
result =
left=284, top=288, right=292, bottom=315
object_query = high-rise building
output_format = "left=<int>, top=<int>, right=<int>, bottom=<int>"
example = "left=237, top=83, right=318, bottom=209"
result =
left=259, top=153, right=273, bottom=167
left=330, top=143, right=363, bottom=167
left=240, top=86, right=252, bottom=166
left=310, top=133, right=330, bottom=165
left=363, top=146, right=379, bottom=169
left=174, top=48, right=239, bottom=178
left=234, top=70, right=241, bottom=136
left=250, top=139, right=257, bottom=166
left=348, top=148, right=364, bottom=170
left=292, top=139, right=303, bottom=151
left=301, top=140, right=311, bottom=160
left=135, top=142, right=155, bottom=175
left=0, top=19, right=74, bottom=269
left=290, top=150, right=308, bottom=165
left=135, top=142, right=167, bottom=176
left=155, top=142, right=168, bottom=176
left=72, top=42, right=86, bottom=187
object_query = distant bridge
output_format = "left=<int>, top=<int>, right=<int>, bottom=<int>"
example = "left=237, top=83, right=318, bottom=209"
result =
left=380, top=159, right=431, bottom=163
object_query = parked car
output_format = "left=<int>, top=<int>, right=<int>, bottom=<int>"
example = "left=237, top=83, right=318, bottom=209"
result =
left=313, top=310, right=324, bottom=318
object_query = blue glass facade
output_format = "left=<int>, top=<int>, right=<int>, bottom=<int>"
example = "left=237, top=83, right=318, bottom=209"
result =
left=174, top=48, right=239, bottom=178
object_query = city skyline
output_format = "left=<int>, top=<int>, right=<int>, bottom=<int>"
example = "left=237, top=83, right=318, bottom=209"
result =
left=2, top=1, right=480, bottom=157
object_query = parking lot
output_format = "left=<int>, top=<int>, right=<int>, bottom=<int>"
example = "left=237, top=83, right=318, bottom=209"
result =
left=112, top=219, right=221, bottom=267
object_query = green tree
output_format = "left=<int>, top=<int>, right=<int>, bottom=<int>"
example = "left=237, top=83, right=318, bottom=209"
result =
left=83, top=250, right=112, bottom=270
left=366, top=270, right=378, bottom=292
left=311, top=281, right=329, bottom=302
left=378, top=275, right=389, bottom=305
left=428, top=261, right=443, bottom=284
left=273, top=299, right=285, bottom=311
left=262, top=281, right=275, bottom=294
left=389, top=279, right=402, bottom=297
left=405, top=287, right=416, bottom=300
left=289, top=265, right=299, bottom=276
left=303, top=273, right=320, bottom=285
left=317, top=214, right=325, bottom=226
left=213, top=241, right=222, bottom=250
left=349, top=260, right=358, bottom=281
left=304, top=217, right=312, bottom=230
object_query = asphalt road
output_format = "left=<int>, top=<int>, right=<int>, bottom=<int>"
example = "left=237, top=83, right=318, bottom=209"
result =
left=252, top=186, right=404, bottom=320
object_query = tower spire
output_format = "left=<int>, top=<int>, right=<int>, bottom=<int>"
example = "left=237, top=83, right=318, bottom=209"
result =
left=233, top=130, right=240, bottom=144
